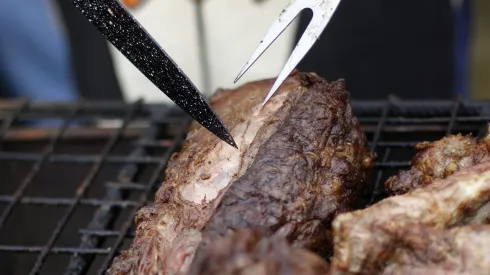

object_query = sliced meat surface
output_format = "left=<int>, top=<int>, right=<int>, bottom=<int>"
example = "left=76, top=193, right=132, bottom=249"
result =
left=190, top=229, right=330, bottom=275
left=330, top=161, right=490, bottom=275
left=107, top=72, right=303, bottom=275
left=385, top=129, right=490, bottom=195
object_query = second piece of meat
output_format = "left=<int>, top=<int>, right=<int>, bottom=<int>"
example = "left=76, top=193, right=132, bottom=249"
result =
left=385, top=128, right=490, bottom=195
left=380, top=224, right=490, bottom=275
left=189, top=73, right=374, bottom=274
left=330, top=161, right=490, bottom=275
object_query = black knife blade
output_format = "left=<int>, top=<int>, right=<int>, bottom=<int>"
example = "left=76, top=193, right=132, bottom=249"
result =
left=71, top=0, right=237, bottom=148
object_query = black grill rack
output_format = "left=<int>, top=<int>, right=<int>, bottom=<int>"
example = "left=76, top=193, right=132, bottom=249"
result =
left=0, top=98, right=489, bottom=275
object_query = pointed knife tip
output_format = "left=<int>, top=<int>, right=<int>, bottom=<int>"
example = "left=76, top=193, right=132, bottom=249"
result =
left=206, top=118, right=238, bottom=149
left=222, top=129, right=238, bottom=149
left=228, top=138, right=238, bottom=149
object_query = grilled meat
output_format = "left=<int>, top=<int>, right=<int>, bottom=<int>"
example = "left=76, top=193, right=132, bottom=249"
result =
left=385, top=129, right=490, bottom=195
left=190, top=229, right=330, bottom=275
left=107, top=72, right=303, bottom=275
left=107, top=72, right=373, bottom=275
left=379, top=224, right=490, bottom=275
left=330, top=161, right=490, bottom=275
left=188, top=74, right=373, bottom=274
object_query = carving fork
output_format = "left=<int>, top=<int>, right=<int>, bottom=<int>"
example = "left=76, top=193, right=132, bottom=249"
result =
left=234, top=0, right=341, bottom=106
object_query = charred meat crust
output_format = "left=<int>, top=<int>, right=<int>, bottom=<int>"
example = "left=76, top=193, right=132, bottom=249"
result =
left=191, top=228, right=330, bottom=275
left=385, top=131, right=490, bottom=196
left=188, top=73, right=373, bottom=274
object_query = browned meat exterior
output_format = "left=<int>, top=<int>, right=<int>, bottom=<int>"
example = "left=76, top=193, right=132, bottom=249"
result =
left=330, top=161, right=490, bottom=275
left=107, top=72, right=304, bottom=275
left=188, top=73, right=373, bottom=275
left=107, top=72, right=373, bottom=275
left=379, top=224, right=490, bottom=275
left=385, top=129, right=490, bottom=195
left=190, top=229, right=330, bottom=275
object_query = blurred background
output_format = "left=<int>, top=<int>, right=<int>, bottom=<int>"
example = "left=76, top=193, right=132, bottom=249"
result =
left=0, top=1, right=489, bottom=274
left=0, top=0, right=489, bottom=104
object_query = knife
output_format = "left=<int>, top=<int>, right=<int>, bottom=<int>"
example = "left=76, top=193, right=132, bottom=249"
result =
left=71, top=0, right=237, bottom=148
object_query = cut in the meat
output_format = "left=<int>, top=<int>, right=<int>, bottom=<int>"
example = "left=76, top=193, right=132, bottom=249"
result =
left=379, top=224, right=490, bottom=275
left=190, top=228, right=330, bottom=275
left=188, top=73, right=373, bottom=273
left=385, top=129, right=490, bottom=195
left=107, top=72, right=303, bottom=275
left=330, top=161, right=490, bottom=275
left=107, top=72, right=373, bottom=275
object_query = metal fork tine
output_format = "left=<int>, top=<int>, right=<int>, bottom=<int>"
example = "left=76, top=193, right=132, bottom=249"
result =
left=261, top=29, right=319, bottom=106
left=262, top=3, right=339, bottom=106
left=234, top=0, right=341, bottom=106
left=234, top=0, right=308, bottom=84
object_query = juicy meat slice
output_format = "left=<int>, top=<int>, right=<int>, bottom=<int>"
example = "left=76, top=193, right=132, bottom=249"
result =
left=188, top=73, right=373, bottom=274
left=190, top=229, right=330, bottom=275
left=380, top=224, right=490, bottom=275
left=330, top=161, right=490, bottom=275
left=107, top=72, right=304, bottom=275
left=385, top=129, right=490, bottom=195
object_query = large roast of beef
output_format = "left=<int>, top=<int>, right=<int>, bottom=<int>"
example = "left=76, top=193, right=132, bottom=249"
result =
left=107, top=71, right=490, bottom=275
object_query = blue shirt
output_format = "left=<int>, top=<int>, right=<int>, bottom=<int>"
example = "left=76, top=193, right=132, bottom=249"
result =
left=0, top=0, right=78, bottom=101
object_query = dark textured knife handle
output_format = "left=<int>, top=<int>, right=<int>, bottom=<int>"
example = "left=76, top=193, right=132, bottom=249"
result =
left=71, top=0, right=236, bottom=148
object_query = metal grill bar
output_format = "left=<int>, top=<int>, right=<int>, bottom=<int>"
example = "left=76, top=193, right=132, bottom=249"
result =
left=134, top=139, right=175, bottom=148
left=0, top=103, right=80, bottom=230
left=0, top=196, right=140, bottom=207
left=2, top=99, right=490, bottom=114
left=447, top=97, right=461, bottom=135
left=65, top=117, right=165, bottom=275
left=369, top=148, right=391, bottom=205
left=0, top=114, right=183, bottom=125
left=28, top=101, right=142, bottom=275
left=77, top=229, right=134, bottom=238
left=369, top=99, right=391, bottom=152
left=3, top=99, right=490, bottom=117
left=360, top=124, right=482, bottom=133
left=373, top=161, right=411, bottom=168
left=0, top=99, right=28, bottom=149
left=0, top=140, right=478, bottom=159
left=0, top=100, right=135, bottom=111
left=0, top=246, right=110, bottom=254
left=0, top=139, right=469, bottom=163
left=97, top=118, right=191, bottom=275
left=357, top=116, right=490, bottom=123
left=366, top=98, right=391, bottom=206
left=350, top=100, right=490, bottom=115
left=104, top=182, right=147, bottom=191
left=0, top=153, right=166, bottom=164
left=366, top=141, right=420, bottom=147
left=3, top=113, right=490, bottom=125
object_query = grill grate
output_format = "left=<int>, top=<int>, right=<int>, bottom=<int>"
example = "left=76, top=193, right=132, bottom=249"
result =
left=0, top=97, right=489, bottom=275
